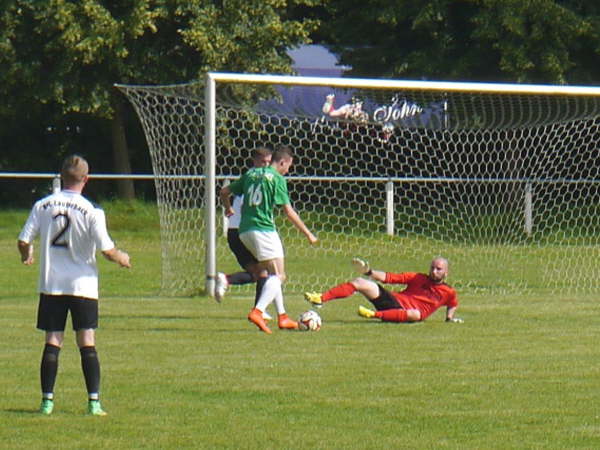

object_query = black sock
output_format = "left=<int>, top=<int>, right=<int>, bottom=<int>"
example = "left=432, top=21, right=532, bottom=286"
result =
left=80, top=346, right=101, bottom=398
left=40, top=343, right=61, bottom=397
left=254, top=276, right=267, bottom=306
left=228, top=271, right=254, bottom=285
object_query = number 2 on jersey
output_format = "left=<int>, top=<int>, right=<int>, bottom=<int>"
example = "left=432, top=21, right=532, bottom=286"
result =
left=247, top=183, right=263, bottom=207
left=51, top=213, right=70, bottom=248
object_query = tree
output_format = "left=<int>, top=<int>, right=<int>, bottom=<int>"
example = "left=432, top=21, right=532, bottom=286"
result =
left=319, top=0, right=600, bottom=84
left=0, top=0, right=321, bottom=200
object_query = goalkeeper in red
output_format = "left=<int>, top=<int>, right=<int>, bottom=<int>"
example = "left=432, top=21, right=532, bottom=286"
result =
left=304, top=257, right=462, bottom=323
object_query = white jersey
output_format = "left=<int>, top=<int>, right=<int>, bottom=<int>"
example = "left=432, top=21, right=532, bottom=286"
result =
left=18, top=190, right=115, bottom=299
left=227, top=195, right=244, bottom=229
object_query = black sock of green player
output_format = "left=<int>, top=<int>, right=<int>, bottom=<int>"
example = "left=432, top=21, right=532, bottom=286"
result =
left=229, top=271, right=253, bottom=285
left=40, top=343, right=60, bottom=398
left=80, top=346, right=100, bottom=400
left=255, top=276, right=267, bottom=306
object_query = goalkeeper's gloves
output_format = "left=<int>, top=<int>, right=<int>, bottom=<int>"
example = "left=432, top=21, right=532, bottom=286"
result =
left=351, top=258, right=372, bottom=275
left=445, top=317, right=464, bottom=323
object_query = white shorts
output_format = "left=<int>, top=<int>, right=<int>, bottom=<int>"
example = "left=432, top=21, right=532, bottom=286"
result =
left=239, top=231, right=284, bottom=262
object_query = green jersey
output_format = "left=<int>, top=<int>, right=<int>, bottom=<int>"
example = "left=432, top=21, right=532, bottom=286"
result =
left=228, top=166, right=290, bottom=233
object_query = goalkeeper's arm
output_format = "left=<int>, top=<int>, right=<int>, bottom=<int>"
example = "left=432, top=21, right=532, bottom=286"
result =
left=444, top=306, right=463, bottom=323
left=351, top=258, right=386, bottom=282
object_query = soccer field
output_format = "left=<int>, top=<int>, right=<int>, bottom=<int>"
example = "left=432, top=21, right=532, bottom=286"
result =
left=1, top=203, right=599, bottom=449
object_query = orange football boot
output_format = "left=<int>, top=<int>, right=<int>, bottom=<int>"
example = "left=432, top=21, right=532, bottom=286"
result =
left=278, top=314, right=299, bottom=330
left=248, top=308, right=272, bottom=334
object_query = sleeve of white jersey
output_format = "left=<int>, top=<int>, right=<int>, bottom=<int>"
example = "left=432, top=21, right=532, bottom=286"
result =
left=90, top=208, right=115, bottom=252
left=18, top=204, right=40, bottom=243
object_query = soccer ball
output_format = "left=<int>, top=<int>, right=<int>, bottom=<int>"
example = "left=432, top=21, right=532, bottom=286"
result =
left=297, top=310, right=322, bottom=331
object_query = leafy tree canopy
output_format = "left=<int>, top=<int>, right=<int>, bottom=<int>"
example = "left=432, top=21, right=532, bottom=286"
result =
left=320, top=0, right=600, bottom=84
left=0, top=0, right=321, bottom=119
left=0, top=0, right=321, bottom=202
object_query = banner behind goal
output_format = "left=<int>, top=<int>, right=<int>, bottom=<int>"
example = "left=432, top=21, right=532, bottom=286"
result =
left=118, top=75, right=600, bottom=297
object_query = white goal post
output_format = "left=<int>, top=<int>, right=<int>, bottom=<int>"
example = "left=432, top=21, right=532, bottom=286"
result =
left=118, top=74, right=600, bottom=297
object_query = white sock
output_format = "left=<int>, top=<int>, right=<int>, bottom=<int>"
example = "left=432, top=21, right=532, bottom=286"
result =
left=273, top=285, right=285, bottom=315
left=255, top=276, right=281, bottom=312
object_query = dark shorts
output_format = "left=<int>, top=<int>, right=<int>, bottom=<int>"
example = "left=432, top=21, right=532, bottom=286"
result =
left=227, top=229, right=258, bottom=269
left=36, top=294, right=98, bottom=331
left=370, top=285, right=403, bottom=311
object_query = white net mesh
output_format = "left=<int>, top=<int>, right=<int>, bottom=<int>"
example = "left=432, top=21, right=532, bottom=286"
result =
left=118, top=79, right=600, bottom=296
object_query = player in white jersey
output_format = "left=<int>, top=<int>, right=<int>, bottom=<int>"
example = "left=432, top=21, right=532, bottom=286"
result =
left=215, top=195, right=256, bottom=300
left=18, top=155, right=131, bottom=416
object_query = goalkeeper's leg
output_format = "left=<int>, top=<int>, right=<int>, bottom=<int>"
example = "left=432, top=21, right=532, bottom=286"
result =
left=305, top=278, right=379, bottom=307
left=373, top=309, right=421, bottom=322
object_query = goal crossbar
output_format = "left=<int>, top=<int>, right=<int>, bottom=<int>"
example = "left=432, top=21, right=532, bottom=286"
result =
left=207, top=72, right=600, bottom=96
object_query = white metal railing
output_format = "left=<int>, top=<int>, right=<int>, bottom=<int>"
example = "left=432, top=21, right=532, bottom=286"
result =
left=0, top=173, right=202, bottom=180
left=6, top=173, right=595, bottom=241
left=0, top=173, right=163, bottom=195
left=4, top=172, right=599, bottom=184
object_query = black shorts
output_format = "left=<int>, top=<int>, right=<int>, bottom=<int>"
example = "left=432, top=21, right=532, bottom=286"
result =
left=36, top=294, right=98, bottom=331
left=227, top=229, right=258, bottom=269
left=370, top=285, right=403, bottom=311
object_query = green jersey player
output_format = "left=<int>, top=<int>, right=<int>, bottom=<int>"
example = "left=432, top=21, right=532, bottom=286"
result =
left=220, top=146, right=317, bottom=333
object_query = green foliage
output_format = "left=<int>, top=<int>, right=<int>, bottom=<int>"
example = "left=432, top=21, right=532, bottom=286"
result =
left=99, top=198, right=160, bottom=233
left=322, top=0, right=600, bottom=84
left=0, top=0, right=323, bottom=195
left=0, top=0, right=321, bottom=118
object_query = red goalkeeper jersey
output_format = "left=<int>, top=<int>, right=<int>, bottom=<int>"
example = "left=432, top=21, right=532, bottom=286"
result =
left=385, top=272, right=458, bottom=320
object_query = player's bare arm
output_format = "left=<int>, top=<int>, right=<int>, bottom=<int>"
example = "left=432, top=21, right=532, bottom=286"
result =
left=102, top=248, right=132, bottom=268
left=445, top=306, right=457, bottom=320
left=17, top=240, right=34, bottom=265
left=368, top=270, right=387, bottom=282
left=219, top=186, right=235, bottom=217
left=281, top=204, right=317, bottom=244
left=445, top=306, right=463, bottom=323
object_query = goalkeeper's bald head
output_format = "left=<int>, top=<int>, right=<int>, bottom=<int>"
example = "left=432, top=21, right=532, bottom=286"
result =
left=429, top=257, right=449, bottom=283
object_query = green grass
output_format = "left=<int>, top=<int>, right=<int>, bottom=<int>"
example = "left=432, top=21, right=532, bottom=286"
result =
left=2, top=202, right=600, bottom=448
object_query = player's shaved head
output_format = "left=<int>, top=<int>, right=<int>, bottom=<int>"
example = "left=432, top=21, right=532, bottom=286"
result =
left=429, top=256, right=449, bottom=283
left=272, top=146, right=294, bottom=175
left=61, top=155, right=89, bottom=187
left=432, top=256, right=449, bottom=268
left=272, top=146, right=294, bottom=162
left=252, top=147, right=272, bottom=167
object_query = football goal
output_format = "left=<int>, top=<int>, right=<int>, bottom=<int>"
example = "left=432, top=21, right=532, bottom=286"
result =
left=118, top=74, right=600, bottom=297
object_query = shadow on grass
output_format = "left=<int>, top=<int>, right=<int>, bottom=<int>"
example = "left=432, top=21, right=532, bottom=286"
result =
left=5, top=408, right=41, bottom=415
left=104, top=314, right=196, bottom=320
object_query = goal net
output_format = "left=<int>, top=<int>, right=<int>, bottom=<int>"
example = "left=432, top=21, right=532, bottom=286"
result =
left=118, top=76, right=600, bottom=297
